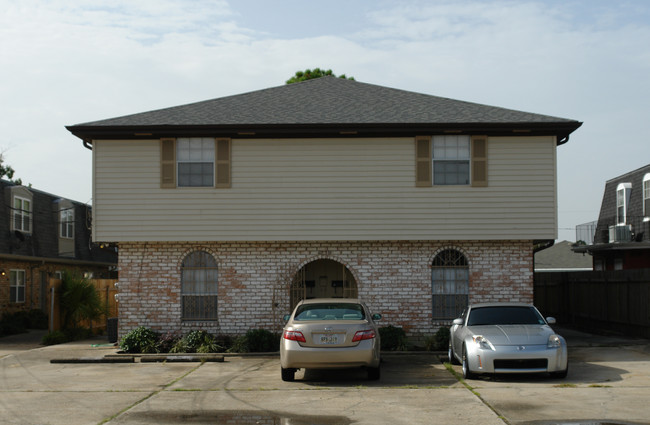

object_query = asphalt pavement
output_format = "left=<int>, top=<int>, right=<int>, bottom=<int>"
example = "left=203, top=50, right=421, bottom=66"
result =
left=1, top=327, right=649, bottom=425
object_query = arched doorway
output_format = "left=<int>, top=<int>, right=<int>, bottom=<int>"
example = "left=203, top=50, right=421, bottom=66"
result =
left=290, top=259, right=358, bottom=309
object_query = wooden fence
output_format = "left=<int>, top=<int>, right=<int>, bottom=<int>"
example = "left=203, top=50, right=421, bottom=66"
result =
left=534, top=269, right=650, bottom=338
left=46, top=278, right=118, bottom=333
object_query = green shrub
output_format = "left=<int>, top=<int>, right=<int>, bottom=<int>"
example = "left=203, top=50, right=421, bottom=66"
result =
left=120, top=326, right=159, bottom=353
left=424, top=326, right=450, bottom=351
left=379, top=325, right=408, bottom=351
left=244, top=329, right=279, bottom=352
left=168, top=330, right=224, bottom=353
left=229, top=335, right=250, bottom=353
left=228, top=329, right=279, bottom=353
left=156, top=332, right=180, bottom=353
left=42, top=331, right=67, bottom=346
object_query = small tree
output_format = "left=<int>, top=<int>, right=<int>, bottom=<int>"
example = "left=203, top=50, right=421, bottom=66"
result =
left=0, top=153, right=22, bottom=185
left=60, top=271, right=105, bottom=330
left=286, top=68, right=354, bottom=84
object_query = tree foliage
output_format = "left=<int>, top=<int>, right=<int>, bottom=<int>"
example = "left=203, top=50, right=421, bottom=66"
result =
left=60, top=270, right=105, bottom=329
left=0, top=153, right=22, bottom=185
left=286, top=68, right=354, bottom=84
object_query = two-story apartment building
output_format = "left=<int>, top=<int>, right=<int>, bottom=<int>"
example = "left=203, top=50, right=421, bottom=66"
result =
left=574, top=164, right=650, bottom=270
left=66, top=77, right=581, bottom=339
left=1, top=180, right=118, bottom=318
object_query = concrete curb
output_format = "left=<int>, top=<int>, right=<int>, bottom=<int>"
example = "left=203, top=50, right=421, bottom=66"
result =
left=50, top=357, right=134, bottom=364
left=140, top=355, right=225, bottom=363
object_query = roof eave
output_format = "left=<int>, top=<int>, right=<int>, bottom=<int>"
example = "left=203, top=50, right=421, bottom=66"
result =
left=67, top=121, right=582, bottom=143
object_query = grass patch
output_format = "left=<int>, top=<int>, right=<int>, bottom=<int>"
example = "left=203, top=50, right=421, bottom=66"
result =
left=589, top=384, right=613, bottom=388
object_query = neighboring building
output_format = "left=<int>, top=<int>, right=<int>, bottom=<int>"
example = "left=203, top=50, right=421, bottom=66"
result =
left=534, top=240, right=592, bottom=272
left=1, top=180, right=118, bottom=318
left=573, top=164, right=650, bottom=270
left=66, top=77, right=581, bottom=339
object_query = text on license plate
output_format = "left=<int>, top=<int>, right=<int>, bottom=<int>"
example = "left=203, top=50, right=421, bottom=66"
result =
left=317, top=334, right=339, bottom=344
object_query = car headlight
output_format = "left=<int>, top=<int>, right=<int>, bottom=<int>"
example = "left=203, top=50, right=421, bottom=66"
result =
left=547, top=334, right=562, bottom=348
left=472, top=335, right=495, bottom=350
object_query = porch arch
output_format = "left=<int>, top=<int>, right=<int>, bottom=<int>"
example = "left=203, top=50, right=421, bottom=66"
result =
left=290, top=259, right=358, bottom=309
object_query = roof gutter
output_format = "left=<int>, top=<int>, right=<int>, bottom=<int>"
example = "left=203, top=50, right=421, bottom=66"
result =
left=533, top=239, right=555, bottom=253
left=83, top=139, right=93, bottom=150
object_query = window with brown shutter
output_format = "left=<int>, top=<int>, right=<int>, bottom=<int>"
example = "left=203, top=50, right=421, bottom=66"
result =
left=471, top=136, right=488, bottom=187
left=415, top=136, right=432, bottom=187
left=160, top=138, right=176, bottom=188
left=215, top=138, right=231, bottom=188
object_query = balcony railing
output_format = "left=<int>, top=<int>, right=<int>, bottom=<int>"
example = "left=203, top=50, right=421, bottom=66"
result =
left=587, top=215, right=650, bottom=244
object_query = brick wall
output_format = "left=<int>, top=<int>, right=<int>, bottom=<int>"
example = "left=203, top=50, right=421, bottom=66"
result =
left=0, top=259, right=110, bottom=318
left=116, top=240, right=533, bottom=340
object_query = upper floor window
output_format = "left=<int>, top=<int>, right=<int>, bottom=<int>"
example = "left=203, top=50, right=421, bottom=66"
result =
left=177, top=138, right=215, bottom=187
left=60, top=208, right=74, bottom=238
left=10, top=270, right=25, bottom=303
left=433, top=135, right=470, bottom=185
left=643, top=173, right=650, bottom=221
left=415, top=135, right=487, bottom=187
left=181, top=250, right=218, bottom=320
left=13, top=196, right=31, bottom=232
left=616, top=183, right=632, bottom=225
left=432, top=249, right=469, bottom=321
left=160, top=138, right=231, bottom=189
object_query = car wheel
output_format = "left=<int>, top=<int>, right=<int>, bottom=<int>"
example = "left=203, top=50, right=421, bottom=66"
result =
left=281, top=367, right=295, bottom=382
left=461, top=345, right=475, bottom=380
left=448, top=344, right=460, bottom=365
left=367, top=366, right=380, bottom=381
left=550, top=365, right=568, bottom=379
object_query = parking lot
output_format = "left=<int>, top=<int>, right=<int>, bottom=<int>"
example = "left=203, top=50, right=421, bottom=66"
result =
left=1, top=327, right=650, bottom=425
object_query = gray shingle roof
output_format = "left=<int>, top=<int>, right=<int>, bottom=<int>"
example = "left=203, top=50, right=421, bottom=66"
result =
left=67, top=77, right=581, bottom=140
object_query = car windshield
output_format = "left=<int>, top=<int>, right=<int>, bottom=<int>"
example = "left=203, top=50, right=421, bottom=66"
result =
left=294, top=303, right=365, bottom=321
left=467, top=306, right=545, bottom=326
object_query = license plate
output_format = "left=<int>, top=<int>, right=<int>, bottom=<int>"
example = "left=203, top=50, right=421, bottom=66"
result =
left=317, top=334, right=339, bottom=345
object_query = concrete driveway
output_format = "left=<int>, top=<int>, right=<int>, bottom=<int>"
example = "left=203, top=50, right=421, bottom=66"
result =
left=1, top=327, right=649, bottom=425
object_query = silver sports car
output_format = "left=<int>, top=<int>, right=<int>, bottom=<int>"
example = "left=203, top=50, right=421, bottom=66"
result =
left=449, top=303, right=568, bottom=379
left=280, top=298, right=382, bottom=382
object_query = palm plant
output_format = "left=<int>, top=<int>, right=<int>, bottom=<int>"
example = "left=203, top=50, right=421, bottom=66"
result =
left=60, top=271, right=105, bottom=330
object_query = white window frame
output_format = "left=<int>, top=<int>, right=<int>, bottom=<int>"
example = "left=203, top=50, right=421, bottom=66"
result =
left=616, top=183, right=632, bottom=225
left=641, top=173, right=650, bottom=221
left=432, top=135, right=470, bottom=185
left=177, top=138, right=215, bottom=187
left=13, top=196, right=32, bottom=233
left=10, top=269, right=26, bottom=303
left=60, top=208, right=74, bottom=238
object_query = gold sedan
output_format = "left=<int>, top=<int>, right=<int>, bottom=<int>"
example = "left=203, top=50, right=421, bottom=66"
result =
left=280, top=298, right=382, bottom=381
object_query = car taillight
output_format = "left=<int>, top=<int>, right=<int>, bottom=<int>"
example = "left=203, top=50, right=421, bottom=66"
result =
left=352, top=330, right=376, bottom=342
left=283, top=330, right=306, bottom=342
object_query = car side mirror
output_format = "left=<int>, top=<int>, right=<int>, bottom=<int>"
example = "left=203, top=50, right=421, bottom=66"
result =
left=546, top=317, right=556, bottom=324
left=452, top=318, right=463, bottom=326
left=283, top=314, right=291, bottom=322
left=372, top=313, right=382, bottom=321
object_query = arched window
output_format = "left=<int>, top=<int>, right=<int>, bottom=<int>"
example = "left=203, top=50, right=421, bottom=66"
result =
left=432, top=249, right=469, bottom=320
left=181, top=251, right=218, bottom=320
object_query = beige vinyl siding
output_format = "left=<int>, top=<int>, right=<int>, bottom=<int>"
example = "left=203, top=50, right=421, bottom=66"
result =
left=92, top=136, right=558, bottom=242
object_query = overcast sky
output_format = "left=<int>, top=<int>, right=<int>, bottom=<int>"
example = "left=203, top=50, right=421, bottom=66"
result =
left=2, top=0, right=649, bottom=242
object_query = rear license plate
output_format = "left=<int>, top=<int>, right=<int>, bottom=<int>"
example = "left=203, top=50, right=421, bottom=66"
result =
left=316, top=334, right=339, bottom=345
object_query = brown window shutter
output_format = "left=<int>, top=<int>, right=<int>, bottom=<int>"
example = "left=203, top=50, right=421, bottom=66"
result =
left=471, top=136, right=488, bottom=187
left=215, top=138, right=231, bottom=188
left=160, top=138, right=176, bottom=188
left=415, top=136, right=432, bottom=187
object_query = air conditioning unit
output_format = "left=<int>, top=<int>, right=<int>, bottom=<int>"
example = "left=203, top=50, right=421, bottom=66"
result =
left=609, top=224, right=632, bottom=242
